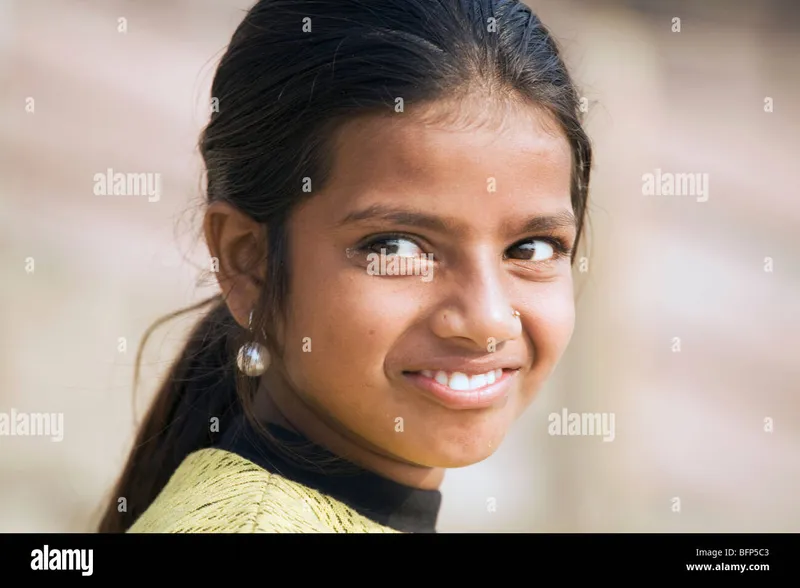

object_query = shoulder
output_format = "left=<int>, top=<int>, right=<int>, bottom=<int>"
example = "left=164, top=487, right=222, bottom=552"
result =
left=126, top=448, right=398, bottom=533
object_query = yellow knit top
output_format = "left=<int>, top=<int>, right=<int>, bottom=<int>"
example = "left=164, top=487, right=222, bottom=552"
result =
left=127, top=447, right=401, bottom=533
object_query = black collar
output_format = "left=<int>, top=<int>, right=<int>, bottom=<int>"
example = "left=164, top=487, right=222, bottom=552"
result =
left=215, top=415, right=441, bottom=533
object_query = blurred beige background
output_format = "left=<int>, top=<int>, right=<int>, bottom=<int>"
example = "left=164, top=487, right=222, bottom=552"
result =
left=1, top=0, right=798, bottom=532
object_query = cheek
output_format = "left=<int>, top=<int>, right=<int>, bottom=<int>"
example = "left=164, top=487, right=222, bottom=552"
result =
left=525, top=279, right=576, bottom=368
left=279, top=254, right=401, bottom=397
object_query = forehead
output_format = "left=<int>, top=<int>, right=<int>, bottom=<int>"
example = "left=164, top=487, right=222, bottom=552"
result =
left=327, top=99, right=571, bottom=191
left=306, top=99, right=574, bottom=232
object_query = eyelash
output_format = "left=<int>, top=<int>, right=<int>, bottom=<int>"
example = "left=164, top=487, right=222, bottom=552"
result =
left=507, top=235, right=573, bottom=262
left=355, top=232, right=428, bottom=256
left=354, top=233, right=572, bottom=262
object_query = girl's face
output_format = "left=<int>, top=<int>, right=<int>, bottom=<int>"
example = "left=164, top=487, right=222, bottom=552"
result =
left=272, top=100, right=576, bottom=470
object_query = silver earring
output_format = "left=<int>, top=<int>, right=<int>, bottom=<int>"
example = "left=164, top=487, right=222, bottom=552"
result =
left=512, top=309, right=521, bottom=318
left=236, top=310, right=271, bottom=377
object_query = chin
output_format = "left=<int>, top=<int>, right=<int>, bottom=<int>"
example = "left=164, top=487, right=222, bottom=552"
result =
left=432, top=448, right=498, bottom=469
left=400, top=420, right=511, bottom=469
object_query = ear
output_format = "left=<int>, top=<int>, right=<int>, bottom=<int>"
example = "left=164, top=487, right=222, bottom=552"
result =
left=203, top=200, right=267, bottom=328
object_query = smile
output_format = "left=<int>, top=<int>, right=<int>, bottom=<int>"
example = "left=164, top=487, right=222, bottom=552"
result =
left=402, top=368, right=519, bottom=410
left=418, top=369, right=504, bottom=391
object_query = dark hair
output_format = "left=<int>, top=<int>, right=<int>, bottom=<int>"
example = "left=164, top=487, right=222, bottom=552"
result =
left=97, top=0, right=592, bottom=533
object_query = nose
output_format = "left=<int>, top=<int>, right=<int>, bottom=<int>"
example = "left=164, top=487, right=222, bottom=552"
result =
left=429, top=260, right=522, bottom=351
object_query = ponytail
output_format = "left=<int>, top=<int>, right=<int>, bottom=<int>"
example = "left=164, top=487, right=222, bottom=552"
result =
left=96, top=295, right=242, bottom=532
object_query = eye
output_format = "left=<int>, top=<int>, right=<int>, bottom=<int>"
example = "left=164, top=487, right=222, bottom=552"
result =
left=360, top=235, right=425, bottom=258
left=506, top=239, right=561, bottom=262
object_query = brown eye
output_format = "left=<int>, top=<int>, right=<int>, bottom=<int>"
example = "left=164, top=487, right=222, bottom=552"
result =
left=365, top=237, right=424, bottom=258
left=507, top=239, right=556, bottom=262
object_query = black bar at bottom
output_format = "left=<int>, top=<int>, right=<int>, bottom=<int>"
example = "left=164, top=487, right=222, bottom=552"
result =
left=0, top=532, right=793, bottom=580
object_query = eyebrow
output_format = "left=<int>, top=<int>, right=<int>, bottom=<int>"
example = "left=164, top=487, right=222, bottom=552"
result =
left=337, top=204, right=457, bottom=233
left=512, top=209, right=577, bottom=235
left=336, top=204, right=577, bottom=236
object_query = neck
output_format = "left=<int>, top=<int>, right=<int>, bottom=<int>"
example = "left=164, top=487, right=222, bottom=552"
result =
left=252, top=370, right=445, bottom=491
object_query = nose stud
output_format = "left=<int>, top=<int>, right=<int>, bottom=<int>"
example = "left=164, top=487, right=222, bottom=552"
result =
left=512, top=309, right=520, bottom=318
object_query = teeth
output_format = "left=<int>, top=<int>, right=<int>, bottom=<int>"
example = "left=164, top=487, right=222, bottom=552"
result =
left=420, top=369, right=505, bottom=391
left=469, top=374, right=487, bottom=389
left=449, top=373, right=470, bottom=390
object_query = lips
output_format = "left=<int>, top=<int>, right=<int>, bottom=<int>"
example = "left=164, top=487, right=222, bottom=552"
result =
left=402, top=368, right=518, bottom=410
left=418, top=369, right=504, bottom=391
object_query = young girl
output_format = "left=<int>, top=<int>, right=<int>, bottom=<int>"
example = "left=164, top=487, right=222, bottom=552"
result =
left=97, top=0, right=592, bottom=533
